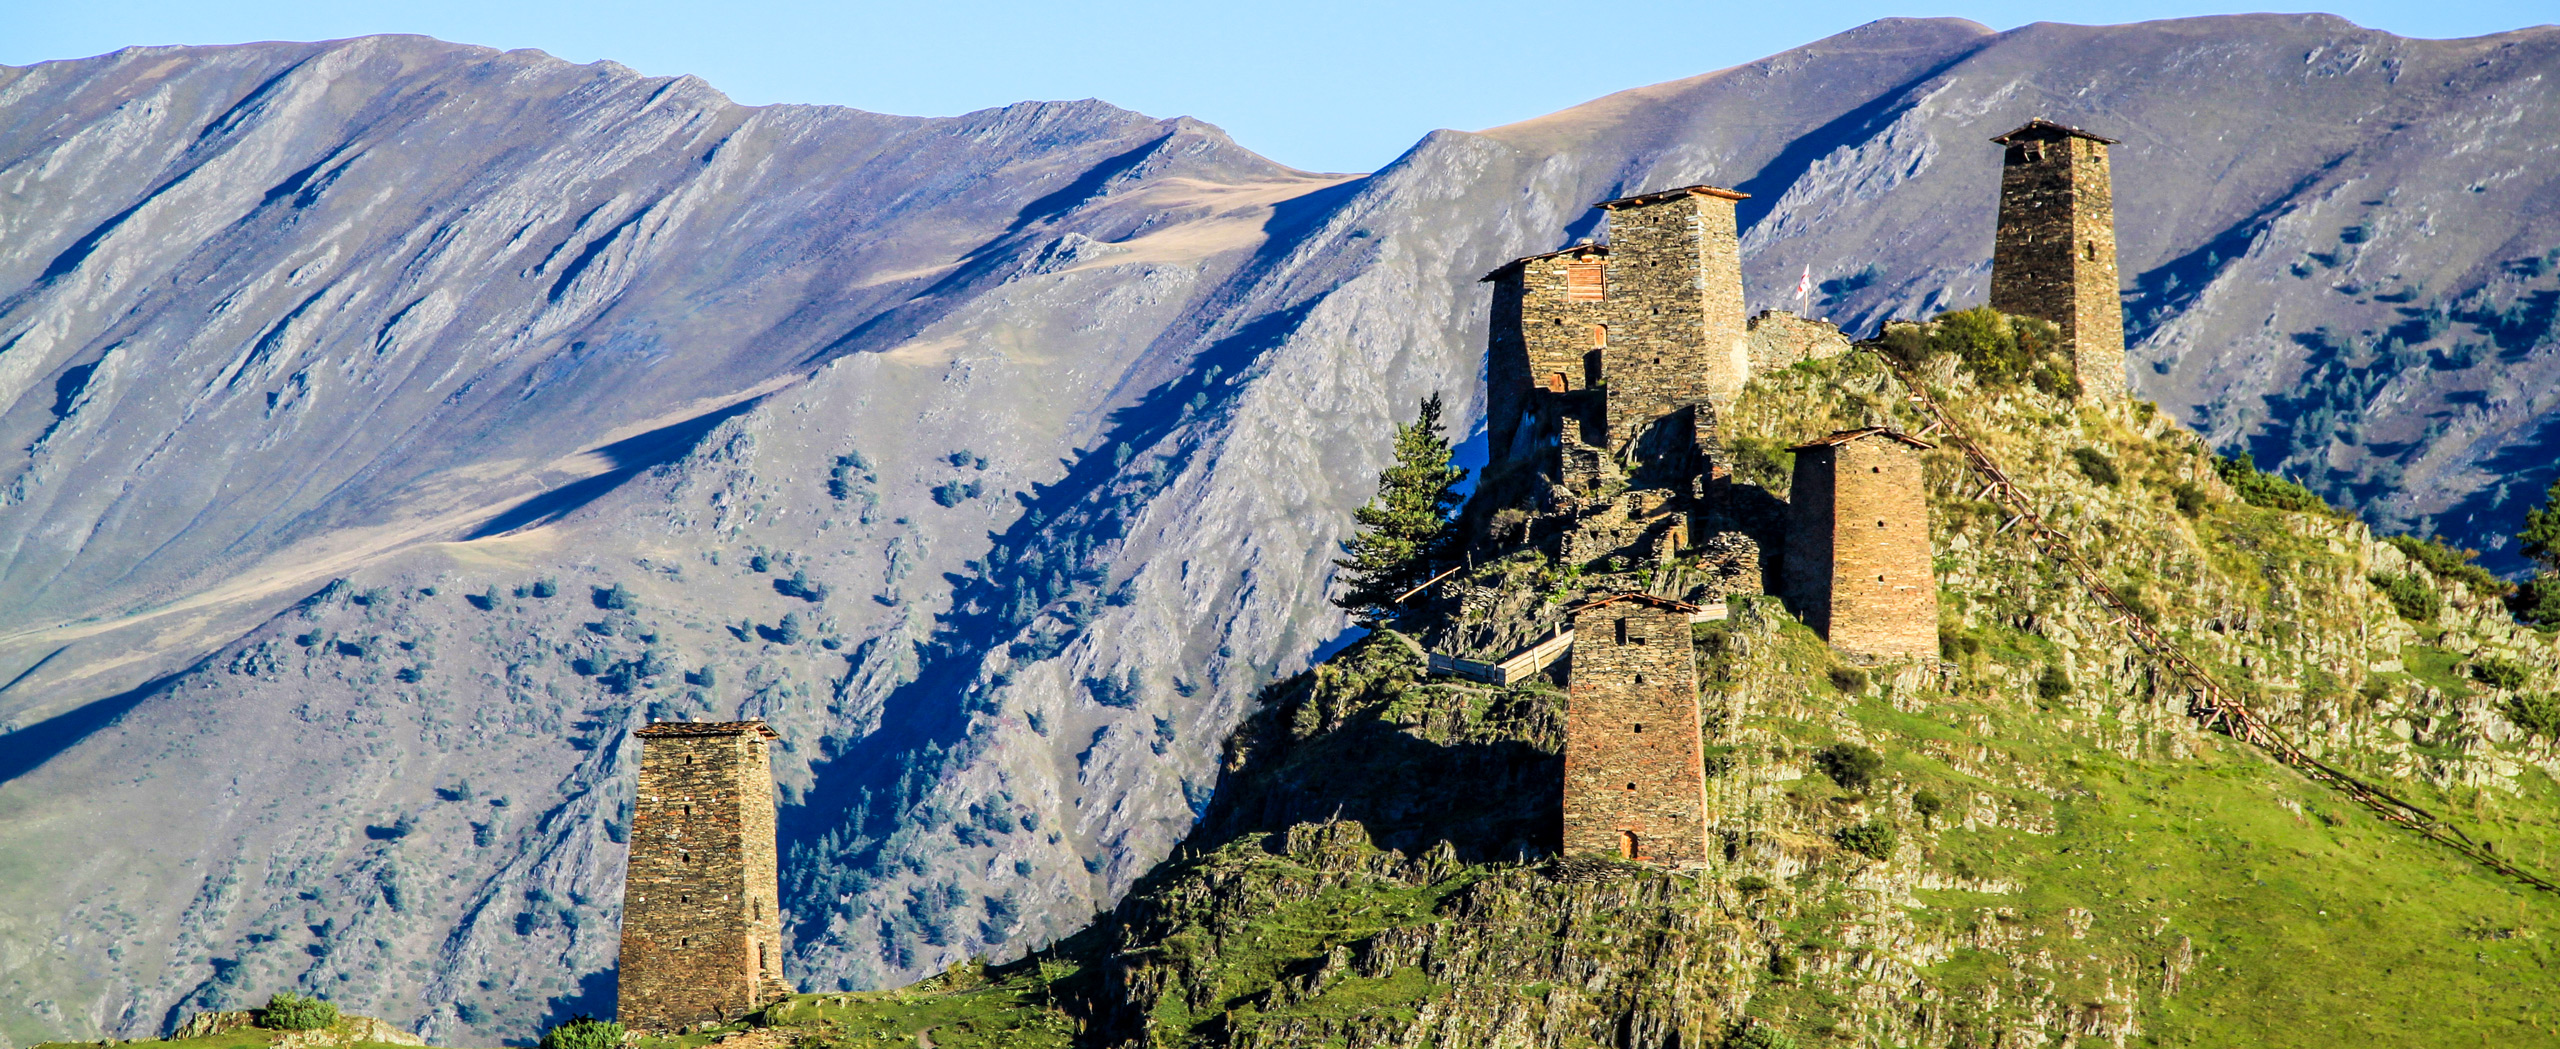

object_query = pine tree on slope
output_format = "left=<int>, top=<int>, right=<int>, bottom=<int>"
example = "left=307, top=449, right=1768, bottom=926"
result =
left=1333, top=393, right=1467, bottom=626
left=2513, top=479, right=2560, bottom=626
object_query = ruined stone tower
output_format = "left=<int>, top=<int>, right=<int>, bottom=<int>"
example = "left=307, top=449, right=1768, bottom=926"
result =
left=1562, top=593, right=1709, bottom=864
left=618, top=720, right=788, bottom=1031
left=1989, top=119, right=2125, bottom=400
left=1783, top=428, right=1939, bottom=660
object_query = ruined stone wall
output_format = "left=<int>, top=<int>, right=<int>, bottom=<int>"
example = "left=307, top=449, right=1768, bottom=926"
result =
left=1596, top=192, right=1749, bottom=451
left=1989, top=130, right=2124, bottom=400
left=1784, top=438, right=1938, bottom=659
left=1745, top=310, right=1852, bottom=374
left=1486, top=248, right=1610, bottom=465
left=1563, top=601, right=1708, bottom=864
left=619, top=722, right=787, bottom=1031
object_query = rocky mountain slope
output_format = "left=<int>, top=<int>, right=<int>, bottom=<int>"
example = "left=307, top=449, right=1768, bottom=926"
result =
left=4, top=14, right=2558, bottom=1047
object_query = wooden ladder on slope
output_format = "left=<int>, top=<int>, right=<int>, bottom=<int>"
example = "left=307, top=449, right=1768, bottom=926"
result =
left=1876, top=349, right=2560, bottom=895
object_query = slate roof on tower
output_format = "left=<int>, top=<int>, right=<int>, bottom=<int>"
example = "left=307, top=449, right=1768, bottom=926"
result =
left=1790, top=426, right=1938, bottom=451
left=1594, top=184, right=1750, bottom=209
left=1478, top=243, right=1609, bottom=282
left=1989, top=118, right=2119, bottom=145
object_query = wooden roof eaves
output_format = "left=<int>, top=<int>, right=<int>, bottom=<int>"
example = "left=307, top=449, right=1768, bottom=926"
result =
left=1478, top=243, right=1609, bottom=282
left=636, top=719, right=781, bottom=739
left=1790, top=426, right=1938, bottom=451
left=1592, top=184, right=1750, bottom=210
left=1989, top=118, right=2119, bottom=145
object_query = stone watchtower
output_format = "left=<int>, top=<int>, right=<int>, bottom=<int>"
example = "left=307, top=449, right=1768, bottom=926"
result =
left=618, top=720, right=789, bottom=1031
left=1989, top=119, right=2125, bottom=400
left=1482, top=185, right=1751, bottom=470
left=1783, top=428, right=1939, bottom=660
left=1562, top=593, right=1709, bottom=864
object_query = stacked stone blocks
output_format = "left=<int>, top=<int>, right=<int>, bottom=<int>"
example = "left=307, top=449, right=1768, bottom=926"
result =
left=1989, top=120, right=2125, bottom=400
left=1562, top=594, right=1710, bottom=864
left=1782, top=429, right=1940, bottom=660
left=618, top=720, right=789, bottom=1032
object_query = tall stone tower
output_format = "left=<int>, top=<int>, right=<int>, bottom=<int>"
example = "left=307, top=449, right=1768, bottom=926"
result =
left=1481, top=184, right=1751, bottom=470
left=1562, top=593, right=1709, bottom=865
left=1783, top=428, right=1939, bottom=660
left=1592, top=185, right=1752, bottom=444
left=1989, top=119, right=2125, bottom=400
left=618, top=720, right=788, bottom=1031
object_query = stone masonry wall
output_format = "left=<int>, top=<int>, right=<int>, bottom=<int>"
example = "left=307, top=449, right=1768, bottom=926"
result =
left=1597, top=191, right=1749, bottom=453
left=619, top=721, right=788, bottom=1031
left=1784, top=436, right=1938, bottom=660
left=1486, top=247, right=1609, bottom=465
left=1563, top=600, right=1708, bottom=864
left=1744, top=310, right=1852, bottom=375
left=1989, top=127, right=2125, bottom=400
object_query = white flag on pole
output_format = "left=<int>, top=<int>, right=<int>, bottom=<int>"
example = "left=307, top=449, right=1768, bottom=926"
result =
left=1796, top=265, right=1811, bottom=308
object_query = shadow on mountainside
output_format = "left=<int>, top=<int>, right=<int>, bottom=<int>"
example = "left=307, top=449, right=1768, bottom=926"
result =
left=1186, top=634, right=1561, bottom=864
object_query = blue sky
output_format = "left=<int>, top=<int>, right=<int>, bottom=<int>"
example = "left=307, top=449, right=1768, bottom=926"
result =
left=4, top=2, right=2550, bottom=172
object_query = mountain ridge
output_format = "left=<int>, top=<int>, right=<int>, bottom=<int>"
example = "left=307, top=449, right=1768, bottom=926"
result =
left=4, top=14, right=2559, bottom=1046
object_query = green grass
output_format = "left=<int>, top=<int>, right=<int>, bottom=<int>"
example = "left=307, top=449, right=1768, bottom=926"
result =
left=713, top=964, right=1077, bottom=1049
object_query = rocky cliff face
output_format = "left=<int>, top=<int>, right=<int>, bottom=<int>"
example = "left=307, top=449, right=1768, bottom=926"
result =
left=4, top=15, right=2558, bottom=1048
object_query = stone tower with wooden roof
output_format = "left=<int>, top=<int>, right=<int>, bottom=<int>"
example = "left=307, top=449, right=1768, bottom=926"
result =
left=1562, top=592, right=1709, bottom=865
left=1783, top=428, right=1939, bottom=660
left=1480, top=185, right=1752, bottom=473
left=618, top=720, right=789, bottom=1031
left=1990, top=119, right=2126, bottom=400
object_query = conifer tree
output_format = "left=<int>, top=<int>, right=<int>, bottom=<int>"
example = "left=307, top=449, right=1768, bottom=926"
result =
left=1333, top=393, right=1468, bottom=625
left=2513, top=479, right=2560, bottom=626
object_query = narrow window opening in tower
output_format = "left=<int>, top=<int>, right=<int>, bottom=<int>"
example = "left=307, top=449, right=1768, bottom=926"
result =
left=1614, top=617, right=1629, bottom=645
left=1633, top=723, right=1644, bottom=733
left=1621, top=830, right=1639, bottom=858
left=2085, top=241, right=2098, bottom=261
left=684, top=755, right=695, bottom=766
left=1584, top=350, right=1602, bottom=387
left=1626, top=783, right=1638, bottom=791
left=760, top=943, right=770, bottom=973
left=1548, top=372, right=1567, bottom=392
left=1591, top=324, right=1607, bottom=347
left=1634, top=673, right=1646, bottom=685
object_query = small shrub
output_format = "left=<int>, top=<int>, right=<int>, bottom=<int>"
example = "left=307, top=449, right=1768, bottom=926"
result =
left=773, top=612, right=806, bottom=646
left=1724, top=1020, right=1798, bottom=1049
left=2035, top=664, right=2072, bottom=702
left=2068, top=447, right=2121, bottom=487
left=2213, top=453, right=2334, bottom=515
left=2372, top=571, right=2442, bottom=623
left=2512, top=573, right=2560, bottom=628
left=593, top=584, right=633, bottom=611
left=1726, top=436, right=1796, bottom=491
left=2506, top=693, right=2560, bottom=740
left=254, top=992, right=338, bottom=1031
left=2385, top=534, right=2510, bottom=596
left=1766, top=950, right=1797, bottom=977
left=749, top=553, right=772, bottom=573
left=2472, top=655, right=2532, bottom=691
left=1813, top=743, right=1883, bottom=791
left=530, top=578, right=558, bottom=599
left=1912, top=790, right=1946, bottom=822
left=1834, top=820, right=1897, bottom=861
left=2171, top=482, right=2209, bottom=517
left=1826, top=666, right=1869, bottom=695
left=1733, top=875, right=1771, bottom=894
left=537, top=1016, right=625, bottom=1049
